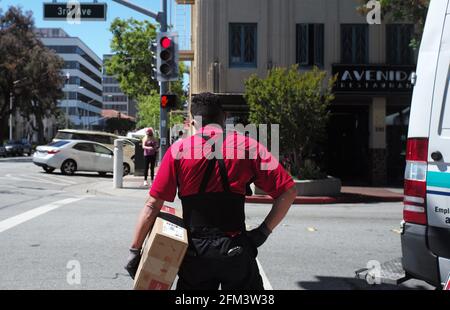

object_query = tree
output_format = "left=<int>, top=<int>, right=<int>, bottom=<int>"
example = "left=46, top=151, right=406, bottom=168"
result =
left=136, top=91, right=184, bottom=134
left=106, top=17, right=188, bottom=133
left=357, top=0, right=430, bottom=48
left=244, top=66, right=336, bottom=179
left=106, top=18, right=158, bottom=99
left=0, top=6, right=64, bottom=143
left=18, top=43, right=64, bottom=143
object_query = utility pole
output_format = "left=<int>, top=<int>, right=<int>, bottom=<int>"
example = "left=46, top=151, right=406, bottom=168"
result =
left=112, top=0, right=170, bottom=160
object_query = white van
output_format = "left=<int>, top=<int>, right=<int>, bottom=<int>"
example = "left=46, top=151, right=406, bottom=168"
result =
left=402, top=0, right=450, bottom=288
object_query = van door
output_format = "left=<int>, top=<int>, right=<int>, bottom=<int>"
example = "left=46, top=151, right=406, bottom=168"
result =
left=427, top=13, right=450, bottom=261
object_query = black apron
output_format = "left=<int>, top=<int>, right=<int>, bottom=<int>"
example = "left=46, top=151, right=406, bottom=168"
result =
left=179, top=134, right=246, bottom=254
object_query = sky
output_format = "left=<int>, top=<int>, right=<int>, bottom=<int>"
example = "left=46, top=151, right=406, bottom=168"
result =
left=0, top=0, right=191, bottom=59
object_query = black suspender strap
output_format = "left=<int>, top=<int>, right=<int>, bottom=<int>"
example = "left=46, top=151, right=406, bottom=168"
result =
left=217, top=159, right=231, bottom=193
left=197, top=134, right=231, bottom=194
left=199, top=157, right=216, bottom=193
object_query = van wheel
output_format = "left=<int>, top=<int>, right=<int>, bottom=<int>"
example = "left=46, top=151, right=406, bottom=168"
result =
left=61, top=160, right=77, bottom=176
left=123, top=163, right=130, bottom=176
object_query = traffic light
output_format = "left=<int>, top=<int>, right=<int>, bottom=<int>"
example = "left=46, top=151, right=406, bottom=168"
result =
left=156, top=32, right=179, bottom=82
left=160, top=94, right=177, bottom=110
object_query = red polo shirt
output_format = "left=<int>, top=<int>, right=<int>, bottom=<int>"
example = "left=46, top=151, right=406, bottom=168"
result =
left=149, top=125, right=295, bottom=202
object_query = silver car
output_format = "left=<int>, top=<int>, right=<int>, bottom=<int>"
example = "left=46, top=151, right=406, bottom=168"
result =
left=33, top=140, right=134, bottom=176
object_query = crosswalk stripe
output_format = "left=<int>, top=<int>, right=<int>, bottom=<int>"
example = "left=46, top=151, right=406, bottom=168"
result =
left=0, top=197, right=85, bottom=233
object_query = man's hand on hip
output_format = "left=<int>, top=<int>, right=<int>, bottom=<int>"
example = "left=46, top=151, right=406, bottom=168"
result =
left=247, top=222, right=272, bottom=248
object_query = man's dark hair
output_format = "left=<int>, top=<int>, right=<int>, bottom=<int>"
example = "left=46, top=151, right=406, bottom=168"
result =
left=191, top=92, right=224, bottom=125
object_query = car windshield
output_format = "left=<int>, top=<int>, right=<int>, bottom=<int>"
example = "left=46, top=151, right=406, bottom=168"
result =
left=47, top=141, right=70, bottom=148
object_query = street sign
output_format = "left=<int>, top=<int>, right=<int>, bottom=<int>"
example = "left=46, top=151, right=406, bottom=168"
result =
left=43, top=2, right=107, bottom=21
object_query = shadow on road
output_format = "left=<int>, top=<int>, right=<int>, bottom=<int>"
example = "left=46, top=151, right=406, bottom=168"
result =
left=297, top=276, right=430, bottom=290
left=38, top=171, right=113, bottom=179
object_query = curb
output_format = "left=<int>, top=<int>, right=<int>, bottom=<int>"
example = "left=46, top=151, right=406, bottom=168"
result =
left=245, top=193, right=404, bottom=204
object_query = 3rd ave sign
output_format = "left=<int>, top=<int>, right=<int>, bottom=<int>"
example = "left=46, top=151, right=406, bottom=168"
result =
left=43, top=2, right=107, bottom=21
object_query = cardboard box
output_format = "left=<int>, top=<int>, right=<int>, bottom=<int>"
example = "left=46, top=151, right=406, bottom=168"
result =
left=134, top=205, right=188, bottom=290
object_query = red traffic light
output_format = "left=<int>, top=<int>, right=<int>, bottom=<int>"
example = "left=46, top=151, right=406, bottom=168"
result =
left=160, top=36, right=172, bottom=49
left=160, top=94, right=177, bottom=109
left=161, top=95, right=169, bottom=108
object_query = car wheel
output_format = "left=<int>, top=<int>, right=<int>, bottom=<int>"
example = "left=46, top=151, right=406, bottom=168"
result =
left=98, top=172, right=108, bottom=177
left=43, top=167, right=55, bottom=173
left=61, top=160, right=77, bottom=176
left=123, top=163, right=130, bottom=176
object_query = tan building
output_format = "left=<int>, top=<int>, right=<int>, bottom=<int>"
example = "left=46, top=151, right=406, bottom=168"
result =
left=179, top=0, right=416, bottom=185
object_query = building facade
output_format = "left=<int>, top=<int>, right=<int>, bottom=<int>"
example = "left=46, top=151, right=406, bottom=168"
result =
left=182, top=0, right=415, bottom=185
left=102, top=54, right=137, bottom=119
left=36, top=28, right=103, bottom=129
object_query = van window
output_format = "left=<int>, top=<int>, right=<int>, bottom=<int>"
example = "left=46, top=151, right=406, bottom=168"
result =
left=440, top=67, right=450, bottom=134
left=71, top=133, right=86, bottom=140
left=95, top=135, right=113, bottom=145
left=55, top=132, right=72, bottom=140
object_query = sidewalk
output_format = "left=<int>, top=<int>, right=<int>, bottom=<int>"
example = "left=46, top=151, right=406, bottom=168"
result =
left=246, top=186, right=404, bottom=204
left=83, top=174, right=404, bottom=204
left=80, top=174, right=152, bottom=199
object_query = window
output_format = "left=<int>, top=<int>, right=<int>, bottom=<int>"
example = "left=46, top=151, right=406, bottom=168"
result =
left=73, top=143, right=94, bottom=153
left=296, top=24, right=324, bottom=67
left=48, top=141, right=70, bottom=147
left=103, top=77, right=119, bottom=84
left=88, top=135, right=114, bottom=145
left=341, top=24, right=369, bottom=64
left=93, top=144, right=113, bottom=155
left=229, top=23, right=257, bottom=67
left=386, top=24, right=415, bottom=65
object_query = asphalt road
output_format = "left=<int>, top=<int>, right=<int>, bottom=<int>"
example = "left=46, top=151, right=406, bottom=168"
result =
left=0, top=159, right=434, bottom=290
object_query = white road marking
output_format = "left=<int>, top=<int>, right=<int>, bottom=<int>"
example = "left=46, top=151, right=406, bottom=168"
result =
left=22, top=175, right=74, bottom=186
left=0, top=197, right=85, bottom=233
left=256, top=258, right=273, bottom=290
left=30, top=174, right=77, bottom=185
left=3, top=174, right=77, bottom=186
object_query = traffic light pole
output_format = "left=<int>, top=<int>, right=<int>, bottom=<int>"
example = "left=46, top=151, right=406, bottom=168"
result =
left=112, top=0, right=170, bottom=159
left=159, top=0, right=170, bottom=161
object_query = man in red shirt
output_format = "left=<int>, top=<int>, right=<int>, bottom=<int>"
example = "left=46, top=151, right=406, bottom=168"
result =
left=125, top=92, right=297, bottom=289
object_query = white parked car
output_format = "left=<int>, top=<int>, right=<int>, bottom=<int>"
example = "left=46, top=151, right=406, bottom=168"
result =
left=33, top=140, right=134, bottom=176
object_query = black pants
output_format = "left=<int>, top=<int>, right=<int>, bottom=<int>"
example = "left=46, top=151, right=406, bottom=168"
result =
left=144, top=155, right=156, bottom=181
left=176, top=234, right=264, bottom=290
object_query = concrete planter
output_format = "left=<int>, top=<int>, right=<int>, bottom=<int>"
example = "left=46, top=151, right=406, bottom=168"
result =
left=254, top=176, right=341, bottom=197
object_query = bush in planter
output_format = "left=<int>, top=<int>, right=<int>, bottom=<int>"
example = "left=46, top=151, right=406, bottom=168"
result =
left=245, top=65, right=336, bottom=179
left=298, top=159, right=327, bottom=180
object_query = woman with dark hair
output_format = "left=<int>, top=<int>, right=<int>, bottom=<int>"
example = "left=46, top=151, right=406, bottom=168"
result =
left=142, top=128, right=159, bottom=187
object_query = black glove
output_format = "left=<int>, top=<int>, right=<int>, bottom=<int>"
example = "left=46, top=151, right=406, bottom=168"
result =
left=124, top=248, right=141, bottom=279
left=246, top=222, right=272, bottom=248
